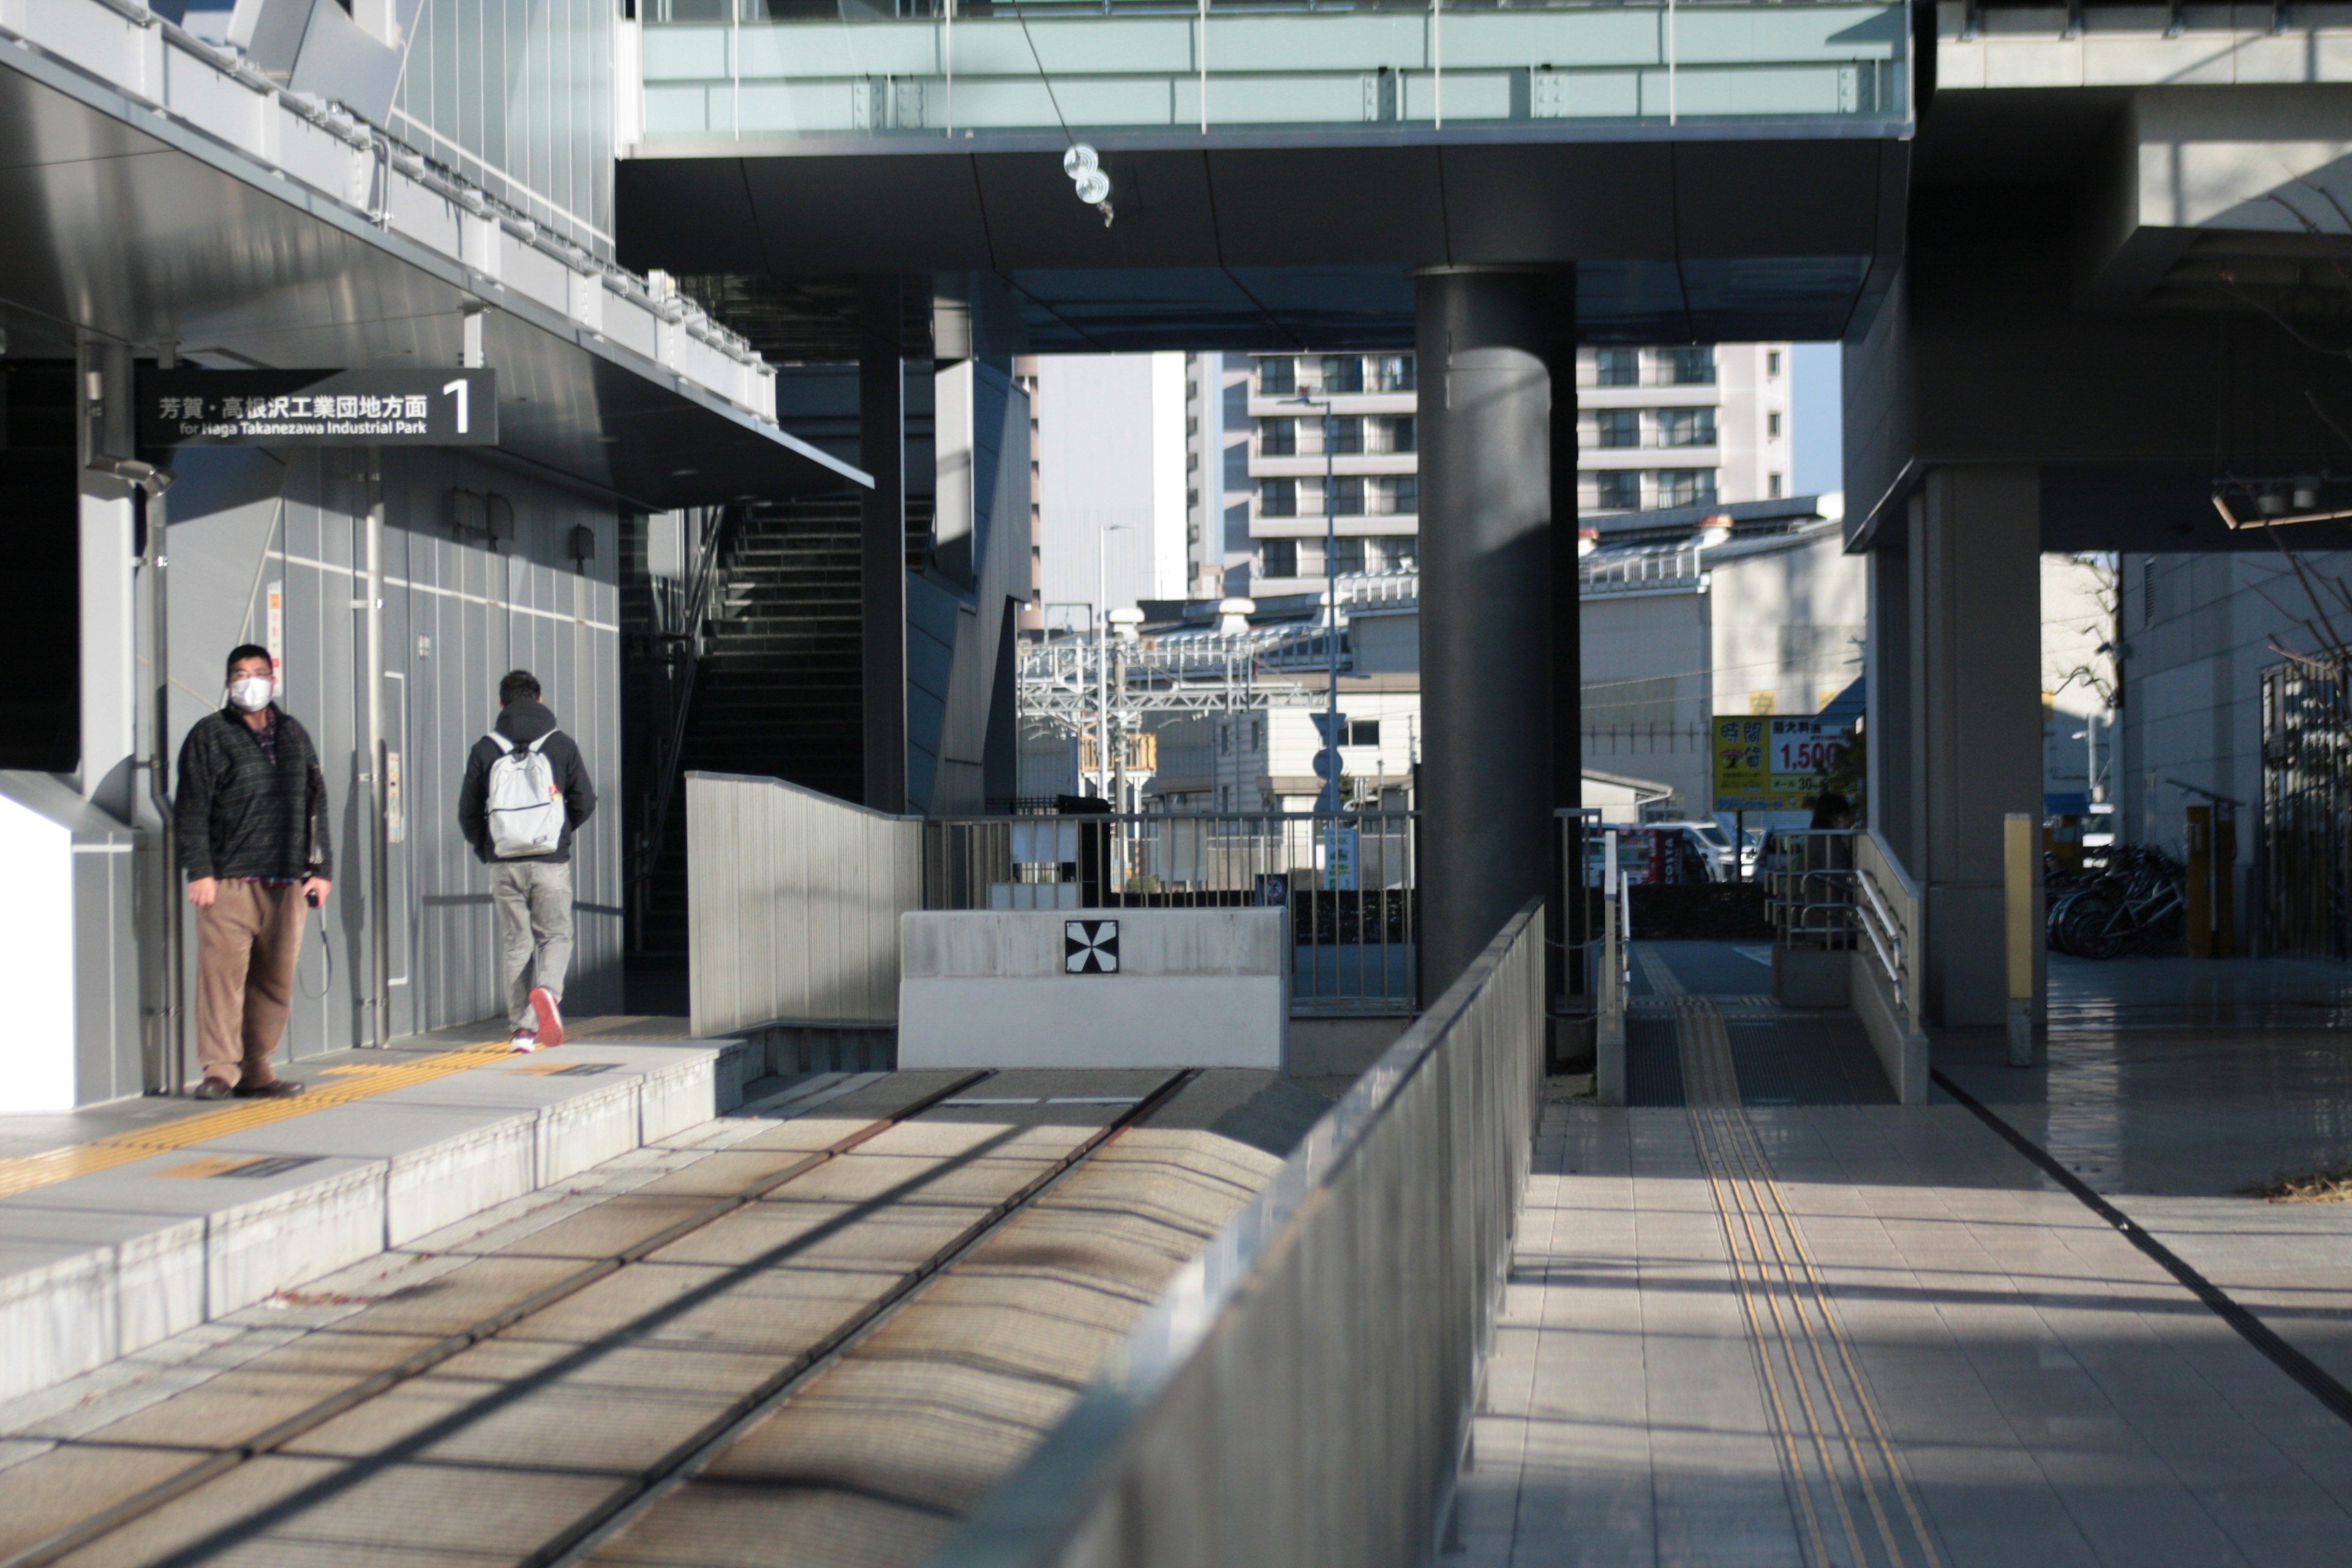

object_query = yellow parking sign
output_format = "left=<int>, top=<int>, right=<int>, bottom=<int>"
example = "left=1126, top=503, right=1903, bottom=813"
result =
left=1713, top=715, right=1842, bottom=810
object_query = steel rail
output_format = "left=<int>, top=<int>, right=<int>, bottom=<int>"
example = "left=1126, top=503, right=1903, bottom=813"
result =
left=1, top=1068, right=1002, bottom=1568
left=546, top=1066, right=1204, bottom=1568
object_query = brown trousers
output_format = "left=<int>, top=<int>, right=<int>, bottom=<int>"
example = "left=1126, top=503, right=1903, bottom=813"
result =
left=195, top=881, right=307, bottom=1087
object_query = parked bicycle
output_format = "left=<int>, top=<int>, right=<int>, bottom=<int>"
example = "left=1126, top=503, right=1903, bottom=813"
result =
left=2046, top=843, right=2187, bottom=959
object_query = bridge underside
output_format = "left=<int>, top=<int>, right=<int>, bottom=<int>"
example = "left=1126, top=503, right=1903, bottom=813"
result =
left=617, top=137, right=1904, bottom=352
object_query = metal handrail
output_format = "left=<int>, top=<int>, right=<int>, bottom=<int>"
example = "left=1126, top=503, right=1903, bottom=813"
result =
left=1852, top=862, right=1907, bottom=1015
left=924, top=901, right=1546, bottom=1568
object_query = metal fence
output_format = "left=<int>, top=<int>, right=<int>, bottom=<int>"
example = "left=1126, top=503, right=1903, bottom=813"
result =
left=925, top=901, right=1546, bottom=1568
left=2262, top=662, right=2351, bottom=956
left=686, top=771, right=922, bottom=1036
left=922, top=812, right=1419, bottom=1014
left=1765, top=829, right=1860, bottom=950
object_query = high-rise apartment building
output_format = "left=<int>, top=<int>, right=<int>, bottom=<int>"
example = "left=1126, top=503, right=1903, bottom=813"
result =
left=1201, top=343, right=1793, bottom=594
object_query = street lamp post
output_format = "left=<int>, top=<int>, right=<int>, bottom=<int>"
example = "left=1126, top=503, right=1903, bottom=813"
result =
left=1283, top=392, right=1343, bottom=816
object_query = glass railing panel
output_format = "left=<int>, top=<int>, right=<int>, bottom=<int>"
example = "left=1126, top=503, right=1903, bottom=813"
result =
left=638, top=0, right=1907, bottom=143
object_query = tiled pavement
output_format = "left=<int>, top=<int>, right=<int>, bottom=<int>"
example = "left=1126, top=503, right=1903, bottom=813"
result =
left=1455, top=946, right=2352, bottom=1567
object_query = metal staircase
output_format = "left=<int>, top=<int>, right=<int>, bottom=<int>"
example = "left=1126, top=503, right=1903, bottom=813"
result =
left=624, top=496, right=872, bottom=971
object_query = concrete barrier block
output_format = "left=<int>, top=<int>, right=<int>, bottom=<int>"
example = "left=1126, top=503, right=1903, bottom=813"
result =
left=530, top=1081, right=644, bottom=1183
left=0, top=1205, right=207, bottom=1363
left=0, top=1240, right=117, bottom=1404
left=900, top=909, right=1289, bottom=1070
left=1, top=1153, right=390, bottom=1321
left=181, top=1102, right=540, bottom=1250
left=637, top=1058, right=720, bottom=1143
left=202, top=1161, right=392, bottom=1314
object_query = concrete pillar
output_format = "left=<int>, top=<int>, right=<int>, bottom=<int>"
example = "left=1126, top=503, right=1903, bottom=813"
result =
left=1546, top=281, right=1583, bottom=1003
left=1415, top=268, right=1556, bottom=996
left=859, top=275, right=908, bottom=814
left=1901, top=466, right=2044, bottom=1028
left=1865, top=528, right=1915, bottom=872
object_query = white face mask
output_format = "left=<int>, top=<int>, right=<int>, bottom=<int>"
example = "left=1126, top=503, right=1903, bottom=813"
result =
left=228, top=675, right=274, bottom=713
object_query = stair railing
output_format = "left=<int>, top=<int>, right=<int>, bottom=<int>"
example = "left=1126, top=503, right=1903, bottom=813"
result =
left=631, top=503, right=737, bottom=952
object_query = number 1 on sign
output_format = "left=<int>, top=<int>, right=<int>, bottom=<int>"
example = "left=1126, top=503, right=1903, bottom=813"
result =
left=442, top=378, right=469, bottom=435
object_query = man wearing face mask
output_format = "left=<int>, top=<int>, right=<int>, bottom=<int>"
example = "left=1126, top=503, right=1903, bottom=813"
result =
left=174, top=646, right=333, bottom=1100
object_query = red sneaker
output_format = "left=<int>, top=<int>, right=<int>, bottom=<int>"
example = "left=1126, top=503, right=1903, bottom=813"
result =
left=529, top=987, right=564, bottom=1048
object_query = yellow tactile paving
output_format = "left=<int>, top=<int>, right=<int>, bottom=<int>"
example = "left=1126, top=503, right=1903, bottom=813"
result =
left=0, top=1039, right=515, bottom=1200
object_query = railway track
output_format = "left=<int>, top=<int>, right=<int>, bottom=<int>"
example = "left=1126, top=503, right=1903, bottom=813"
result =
left=0, top=1067, right=1205, bottom=1568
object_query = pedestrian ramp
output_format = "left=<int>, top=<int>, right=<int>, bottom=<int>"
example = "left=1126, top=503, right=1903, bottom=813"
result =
left=0, top=1035, right=762, bottom=1406
left=1625, top=940, right=1899, bottom=1108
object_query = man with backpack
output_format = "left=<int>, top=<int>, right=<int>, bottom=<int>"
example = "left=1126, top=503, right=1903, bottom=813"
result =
left=458, top=670, right=596, bottom=1051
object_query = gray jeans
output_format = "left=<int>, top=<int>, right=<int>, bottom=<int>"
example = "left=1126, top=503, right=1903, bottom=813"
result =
left=491, top=860, right=574, bottom=1029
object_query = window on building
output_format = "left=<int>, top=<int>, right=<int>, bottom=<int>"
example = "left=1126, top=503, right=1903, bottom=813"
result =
left=1386, top=475, right=1419, bottom=515
left=1261, top=538, right=1299, bottom=578
left=1594, top=470, right=1642, bottom=511
left=1251, top=720, right=1264, bottom=748
left=1262, top=419, right=1297, bottom=457
left=1766, top=350, right=1783, bottom=377
left=1375, top=536, right=1419, bottom=570
left=1766, top=410, right=1782, bottom=439
left=1384, top=415, right=1417, bottom=453
left=1261, top=477, right=1298, bottom=517
left=1657, top=469, right=1717, bottom=508
left=1332, top=475, right=1368, bottom=514
left=1329, top=537, right=1367, bottom=576
left=1768, top=472, right=1784, bottom=499
left=1220, top=722, right=1232, bottom=755
left=1328, top=416, right=1365, bottom=455
left=1663, top=347, right=1716, bottom=385
left=1596, top=349, right=1638, bottom=387
left=1259, top=357, right=1296, bottom=395
left=1373, top=355, right=1416, bottom=393
left=1659, top=408, right=1716, bottom=448
left=1322, top=355, right=1365, bottom=394
left=1595, top=409, right=1638, bottom=448
left=1346, top=720, right=1381, bottom=745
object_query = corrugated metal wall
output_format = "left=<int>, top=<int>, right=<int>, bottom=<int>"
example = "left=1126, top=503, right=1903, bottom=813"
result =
left=153, top=445, right=622, bottom=1060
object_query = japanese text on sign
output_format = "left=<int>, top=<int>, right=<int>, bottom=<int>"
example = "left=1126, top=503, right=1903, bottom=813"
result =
left=1712, top=715, right=1845, bottom=811
left=138, top=369, right=496, bottom=447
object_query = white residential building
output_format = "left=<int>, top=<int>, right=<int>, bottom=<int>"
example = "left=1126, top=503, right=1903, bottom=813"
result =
left=1203, top=342, right=1794, bottom=594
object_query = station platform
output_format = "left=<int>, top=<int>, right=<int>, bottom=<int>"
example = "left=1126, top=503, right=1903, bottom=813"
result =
left=0, top=1057, right=1329, bottom=1568
left=1458, top=943, right=2352, bottom=1567
left=0, top=1016, right=753, bottom=1409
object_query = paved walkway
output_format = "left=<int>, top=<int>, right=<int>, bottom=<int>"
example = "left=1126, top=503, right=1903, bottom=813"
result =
left=1457, top=944, right=2352, bottom=1568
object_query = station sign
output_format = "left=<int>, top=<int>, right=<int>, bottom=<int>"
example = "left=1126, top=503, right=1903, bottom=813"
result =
left=137, top=368, right=497, bottom=447
left=1711, top=715, right=1845, bottom=811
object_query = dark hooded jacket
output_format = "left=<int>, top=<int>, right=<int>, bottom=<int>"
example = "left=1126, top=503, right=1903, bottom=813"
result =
left=456, top=699, right=596, bottom=864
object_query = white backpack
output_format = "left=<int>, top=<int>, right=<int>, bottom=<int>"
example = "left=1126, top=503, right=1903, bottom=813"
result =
left=484, top=733, right=565, bottom=858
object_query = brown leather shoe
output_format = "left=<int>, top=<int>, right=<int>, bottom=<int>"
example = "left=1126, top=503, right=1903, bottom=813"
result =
left=233, top=1078, right=306, bottom=1098
left=191, top=1077, right=234, bottom=1101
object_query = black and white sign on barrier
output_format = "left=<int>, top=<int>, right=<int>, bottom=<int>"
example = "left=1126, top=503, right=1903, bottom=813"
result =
left=138, top=368, right=497, bottom=447
left=1065, top=920, right=1120, bottom=974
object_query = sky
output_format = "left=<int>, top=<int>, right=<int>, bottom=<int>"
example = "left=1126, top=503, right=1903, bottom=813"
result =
left=1789, top=341, right=1844, bottom=500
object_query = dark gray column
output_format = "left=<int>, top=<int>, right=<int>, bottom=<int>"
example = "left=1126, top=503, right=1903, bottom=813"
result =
left=1546, top=276, right=1583, bottom=1003
left=859, top=275, right=908, bottom=813
left=1866, top=521, right=1916, bottom=873
left=1416, top=268, right=1556, bottom=995
left=1912, top=465, right=2043, bottom=1027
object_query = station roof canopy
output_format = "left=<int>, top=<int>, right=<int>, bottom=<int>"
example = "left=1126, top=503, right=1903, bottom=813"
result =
left=0, top=31, right=867, bottom=511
